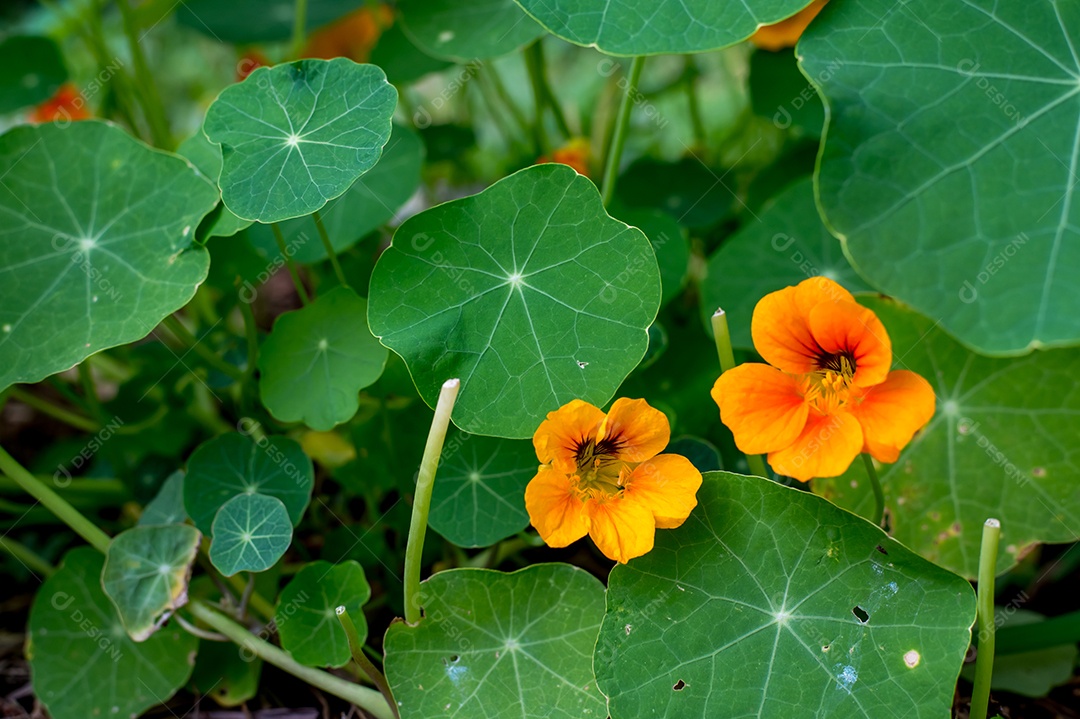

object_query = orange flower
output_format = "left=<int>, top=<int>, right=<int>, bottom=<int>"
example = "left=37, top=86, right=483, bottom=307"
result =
left=750, top=0, right=828, bottom=52
left=537, top=138, right=591, bottom=177
left=711, top=277, right=935, bottom=482
left=29, top=83, right=91, bottom=124
left=302, top=5, right=393, bottom=62
left=525, top=398, right=702, bottom=563
left=236, top=50, right=271, bottom=82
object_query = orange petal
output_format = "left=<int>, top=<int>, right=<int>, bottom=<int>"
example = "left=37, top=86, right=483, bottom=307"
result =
left=808, top=300, right=892, bottom=387
left=524, top=466, right=590, bottom=547
left=533, top=399, right=605, bottom=474
left=587, top=498, right=655, bottom=563
left=768, top=410, right=863, bottom=481
left=751, top=277, right=855, bottom=375
left=623, top=454, right=703, bottom=529
left=750, top=0, right=829, bottom=52
left=711, top=364, right=809, bottom=455
left=848, top=370, right=936, bottom=462
left=598, top=398, right=670, bottom=463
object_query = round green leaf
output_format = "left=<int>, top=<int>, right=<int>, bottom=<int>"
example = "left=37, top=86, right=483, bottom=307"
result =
left=28, top=547, right=198, bottom=719
left=0, top=35, right=67, bottom=113
left=276, top=560, right=371, bottom=667
left=615, top=156, right=732, bottom=228
left=385, top=564, right=607, bottom=718
left=139, top=470, right=188, bottom=526
left=701, top=177, right=871, bottom=348
left=204, top=58, right=397, bottom=223
left=596, top=472, right=976, bottom=719
left=368, top=163, right=661, bottom=438
left=190, top=640, right=262, bottom=707
left=428, top=430, right=536, bottom=548
left=370, top=24, right=454, bottom=85
left=184, top=432, right=314, bottom=534
left=258, top=287, right=388, bottom=431
left=750, top=49, right=824, bottom=138
left=513, top=0, right=818, bottom=55
left=102, top=524, right=201, bottom=641
left=209, top=493, right=293, bottom=576
left=960, top=610, right=1078, bottom=698
left=0, top=121, right=216, bottom=391
left=177, top=129, right=253, bottom=240
left=801, top=0, right=1080, bottom=353
left=399, top=0, right=545, bottom=62
left=813, top=296, right=1080, bottom=579
left=619, top=208, right=690, bottom=307
left=177, top=0, right=360, bottom=43
left=247, top=122, right=424, bottom=263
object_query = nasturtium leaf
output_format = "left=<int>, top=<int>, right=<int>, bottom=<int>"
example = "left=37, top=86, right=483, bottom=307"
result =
left=368, top=163, right=660, bottom=438
left=615, top=157, right=732, bottom=228
left=190, top=639, right=262, bottom=707
left=513, top=0, right=817, bottom=55
left=667, top=436, right=722, bottom=473
left=276, top=560, right=371, bottom=667
left=0, top=35, right=67, bottom=113
left=398, top=0, right=545, bottom=62
left=597, top=472, right=976, bottom=719
left=177, top=129, right=253, bottom=240
left=102, top=524, right=201, bottom=641
left=177, top=0, right=359, bottom=42
left=184, top=432, right=314, bottom=534
left=370, top=24, right=454, bottom=84
left=247, top=123, right=424, bottom=263
left=0, top=121, right=216, bottom=391
left=258, top=287, right=388, bottom=431
left=28, top=548, right=197, bottom=719
left=801, top=0, right=1080, bottom=353
left=618, top=208, right=690, bottom=307
left=701, top=177, right=871, bottom=347
left=209, top=493, right=293, bottom=576
left=428, top=430, right=536, bottom=548
left=960, top=609, right=1078, bottom=698
left=813, top=297, right=1080, bottom=579
left=385, top=564, right=607, bottom=718
left=139, top=470, right=188, bottom=526
left=203, top=58, right=397, bottom=223
left=750, top=49, right=824, bottom=137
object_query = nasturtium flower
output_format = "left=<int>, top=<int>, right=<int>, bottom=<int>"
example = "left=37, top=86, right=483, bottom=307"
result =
left=525, top=398, right=702, bottom=563
left=537, top=138, right=591, bottom=177
left=750, top=0, right=828, bottom=52
left=29, top=83, right=91, bottom=124
left=711, top=277, right=935, bottom=482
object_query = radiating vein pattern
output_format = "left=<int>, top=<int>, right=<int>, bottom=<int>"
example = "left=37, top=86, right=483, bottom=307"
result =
left=802, top=0, right=1080, bottom=352
left=596, top=473, right=975, bottom=719
left=368, top=164, right=660, bottom=438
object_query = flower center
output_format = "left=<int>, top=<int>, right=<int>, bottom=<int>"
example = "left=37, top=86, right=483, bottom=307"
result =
left=803, top=351, right=857, bottom=413
left=572, top=436, right=625, bottom=498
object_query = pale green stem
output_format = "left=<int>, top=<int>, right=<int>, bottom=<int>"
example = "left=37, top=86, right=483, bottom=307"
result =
left=0, top=445, right=111, bottom=554
left=116, top=0, right=173, bottom=148
left=0, top=536, right=56, bottom=577
left=523, top=41, right=550, bottom=155
left=312, top=210, right=349, bottom=287
left=290, top=0, right=309, bottom=59
left=78, top=362, right=106, bottom=423
left=188, top=601, right=394, bottom=719
left=161, top=315, right=246, bottom=383
left=600, top=55, right=645, bottom=206
left=7, top=387, right=100, bottom=432
left=970, top=518, right=1001, bottom=719
left=710, top=309, right=768, bottom=478
left=337, top=607, right=399, bottom=718
left=270, top=223, right=311, bottom=304
left=863, top=454, right=886, bottom=528
left=403, top=379, right=461, bottom=625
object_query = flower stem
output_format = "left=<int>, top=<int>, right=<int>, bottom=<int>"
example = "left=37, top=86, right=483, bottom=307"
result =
left=240, top=297, right=259, bottom=380
left=0, top=535, right=56, bottom=577
left=116, top=0, right=173, bottom=149
left=160, top=315, right=246, bottom=383
left=337, top=607, right=399, bottom=718
left=403, top=378, right=461, bottom=625
left=600, top=55, right=645, bottom=207
left=970, top=518, right=1001, bottom=719
left=484, top=64, right=531, bottom=141
left=271, top=223, right=311, bottom=304
left=0, top=445, right=111, bottom=554
left=682, top=56, right=706, bottom=149
left=863, top=454, right=886, bottom=528
left=7, top=387, right=100, bottom=433
left=524, top=41, right=550, bottom=156
left=188, top=600, right=394, bottom=719
left=312, top=210, right=349, bottom=288
left=710, top=309, right=768, bottom=478
left=290, top=0, right=309, bottom=59
left=77, top=362, right=107, bottom=424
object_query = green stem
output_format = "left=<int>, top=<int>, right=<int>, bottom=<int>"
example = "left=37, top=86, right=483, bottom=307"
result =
left=77, top=362, right=107, bottom=424
left=116, top=0, right=173, bottom=148
left=863, top=454, right=886, bottom=528
left=710, top=309, right=768, bottom=478
left=7, top=387, right=100, bottom=432
left=530, top=40, right=571, bottom=138
left=484, top=64, right=531, bottom=141
left=600, top=56, right=644, bottom=207
left=970, top=518, right=1001, bottom=719
left=240, top=297, right=259, bottom=380
left=161, top=315, right=246, bottom=383
left=188, top=601, right=394, bottom=719
left=403, top=378, right=461, bottom=625
left=0, top=536, right=56, bottom=577
left=290, top=0, right=309, bottom=59
left=224, top=572, right=276, bottom=622
left=682, top=56, right=706, bottom=149
left=997, top=607, right=1080, bottom=654
left=271, top=223, right=311, bottom=304
left=523, top=41, right=550, bottom=156
left=312, top=210, right=349, bottom=288
left=0, top=445, right=111, bottom=554
left=337, top=607, right=399, bottom=718
left=474, top=68, right=525, bottom=152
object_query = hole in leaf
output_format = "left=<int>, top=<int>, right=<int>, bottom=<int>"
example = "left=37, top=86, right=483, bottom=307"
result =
left=875, top=544, right=888, bottom=555
left=672, top=679, right=686, bottom=691
left=852, top=606, right=870, bottom=623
